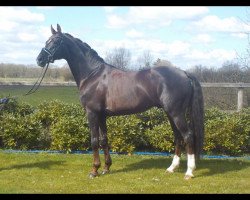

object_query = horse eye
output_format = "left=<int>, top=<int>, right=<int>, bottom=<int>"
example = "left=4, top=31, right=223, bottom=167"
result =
left=46, top=38, right=52, bottom=45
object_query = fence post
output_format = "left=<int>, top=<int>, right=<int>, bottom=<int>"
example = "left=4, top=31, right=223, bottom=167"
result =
left=237, top=87, right=244, bottom=112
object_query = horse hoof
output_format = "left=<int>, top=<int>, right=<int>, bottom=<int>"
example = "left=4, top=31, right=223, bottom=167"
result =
left=184, top=174, right=194, bottom=180
left=102, top=170, right=110, bottom=175
left=166, top=168, right=174, bottom=173
left=89, top=172, right=99, bottom=179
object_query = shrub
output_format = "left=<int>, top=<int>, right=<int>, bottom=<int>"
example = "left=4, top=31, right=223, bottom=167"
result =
left=0, top=98, right=249, bottom=156
left=136, top=108, right=166, bottom=129
left=0, top=98, right=34, bottom=116
left=204, top=107, right=227, bottom=121
left=144, top=122, right=174, bottom=152
left=32, top=100, right=85, bottom=128
left=0, top=113, right=42, bottom=150
left=50, top=115, right=90, bottom=152
left=33, top=100, right=89, bottom=152
left=204, top=110, right=250, bottom=155
left=107, top=115, right=144, bottom=154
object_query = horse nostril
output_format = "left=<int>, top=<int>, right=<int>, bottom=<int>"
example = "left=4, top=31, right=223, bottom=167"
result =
left=36, top=56, right=44, bottom=66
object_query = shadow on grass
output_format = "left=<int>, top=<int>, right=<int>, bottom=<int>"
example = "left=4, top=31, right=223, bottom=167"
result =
left=111, top=156, right=250, bottom=177
left=197, top=158, right=250, bottom=177
left=0, top=160, right=66, bottom=171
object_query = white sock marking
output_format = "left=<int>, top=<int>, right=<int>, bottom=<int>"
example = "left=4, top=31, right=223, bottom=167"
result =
left=185, top=154, right=196, bottom=177
left=167, top=155, right=180, bottom=173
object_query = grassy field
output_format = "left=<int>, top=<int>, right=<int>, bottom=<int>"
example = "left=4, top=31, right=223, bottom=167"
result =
left=0, top=151, right=249, bottom=194
left=0, top=85, right=79, bottom=106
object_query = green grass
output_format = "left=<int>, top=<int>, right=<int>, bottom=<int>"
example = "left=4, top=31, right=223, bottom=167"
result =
left=0, top=85, right=79, bottom=106
left=0, top=77, right=66, bottom=82
left=0, top=151, right=249, bottom=193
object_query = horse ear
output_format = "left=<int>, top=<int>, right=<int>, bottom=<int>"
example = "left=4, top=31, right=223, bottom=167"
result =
left=51, top=25, right=57, bottom=35
left=57, top=24, right=62, bottom=33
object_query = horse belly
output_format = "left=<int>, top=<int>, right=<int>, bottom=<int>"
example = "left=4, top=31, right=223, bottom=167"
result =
left=105, top=88, right=154, bottom=115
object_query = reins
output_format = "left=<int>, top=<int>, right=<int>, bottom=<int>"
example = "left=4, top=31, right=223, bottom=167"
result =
left=24, top=36, right=64, bottom=96
left=24, top=62, right=50, bottom=96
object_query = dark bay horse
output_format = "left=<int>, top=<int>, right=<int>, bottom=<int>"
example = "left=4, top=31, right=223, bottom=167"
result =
left=36, top=24, right=204, bottom=180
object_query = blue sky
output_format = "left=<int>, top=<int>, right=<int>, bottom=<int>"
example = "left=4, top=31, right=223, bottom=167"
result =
left=0, top=6, right=250, bottom=70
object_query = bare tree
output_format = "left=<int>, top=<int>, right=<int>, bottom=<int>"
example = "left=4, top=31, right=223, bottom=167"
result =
left=105, top=47, right=131, bottom=70
left=60, top=64, right=74, bottom=81
left=188, top=65, right=219, bottom=82
left=236, top=7, right=250, bottom=70
left=137, top=50, right=154, bottom=70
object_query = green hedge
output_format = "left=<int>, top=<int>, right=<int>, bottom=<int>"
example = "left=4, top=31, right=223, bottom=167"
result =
left=204, top=108, right=250, bottom=155
left=0, top=99, right=249, bottom=155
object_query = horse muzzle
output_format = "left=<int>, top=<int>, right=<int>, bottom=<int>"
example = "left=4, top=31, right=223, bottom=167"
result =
left=36, top=48, right=54, bottom=67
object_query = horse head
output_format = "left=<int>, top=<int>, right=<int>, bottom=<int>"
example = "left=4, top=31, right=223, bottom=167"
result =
left=36, top=24, right=65, bottom=67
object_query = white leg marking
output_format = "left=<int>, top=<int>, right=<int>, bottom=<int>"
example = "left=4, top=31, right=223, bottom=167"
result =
left=166, top=155, right=180, bottom=173
left=185, top=154, right=196, bottom=178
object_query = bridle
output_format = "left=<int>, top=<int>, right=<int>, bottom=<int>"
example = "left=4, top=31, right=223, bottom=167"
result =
left=41, top=36, right=64, bottom=63
left=25, top=36, right=64, bottom=96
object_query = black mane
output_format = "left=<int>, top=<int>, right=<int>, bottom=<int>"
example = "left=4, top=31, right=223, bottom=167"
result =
left=65, top=33, right=105, bottom=64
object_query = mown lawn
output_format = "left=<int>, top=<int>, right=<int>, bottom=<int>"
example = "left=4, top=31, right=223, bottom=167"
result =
left=0, top=85, right=79, bottom=106
left=0, top=151, right=249, bottom=194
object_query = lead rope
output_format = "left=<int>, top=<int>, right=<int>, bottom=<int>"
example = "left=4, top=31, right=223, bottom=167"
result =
left=24, top=62, right=50, bottom=96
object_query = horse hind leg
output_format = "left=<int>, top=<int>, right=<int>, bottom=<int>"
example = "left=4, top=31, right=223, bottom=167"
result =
left=166, top=117, right=182, bottom=173
left=169, top=112, right=196, bottom=180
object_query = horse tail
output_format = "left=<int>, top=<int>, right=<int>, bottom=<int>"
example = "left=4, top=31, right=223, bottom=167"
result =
left=187, top=73, right=204, bottom=160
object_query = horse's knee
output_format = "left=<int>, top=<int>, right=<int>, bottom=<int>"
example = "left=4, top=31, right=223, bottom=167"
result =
left=100, top=138, right=108, bottom=148
left=91, top=138, right=99, bottom=150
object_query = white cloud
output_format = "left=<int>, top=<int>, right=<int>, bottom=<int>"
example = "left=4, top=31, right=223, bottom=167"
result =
left=167, top=41, right=190, bottom=56
left=36, top=6, right=55, bottom=10
left=183, top=48, right=236, bottom=67
left=128, top=6, right=208, bottom=21
left=0, top=7, right=44, bottom=24
left=0, top=7, right=49, bottom=65
left=17, top=33, right=38, bottom=42
left=230, top=33, right=248, bottom=39
left=125, top=29, right=144, bottom=38
left=91, top=37, right=236, bottom=69
left=209, top=49, right=236, bottom=61
left=103, top=6, right=117, bottom=13
left=106, top=14, right=129, bottom=29
left=191, top=15, right=250, bottom=33
left=106, top=6, right=209, bottom=29
left=195, top=34, right=214, bottom=44
left=0, top=21, right=17, bottom=32
left=38, top=26, right=53, bottom=40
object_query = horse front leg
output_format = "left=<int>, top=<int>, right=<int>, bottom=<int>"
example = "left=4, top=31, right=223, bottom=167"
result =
left=99, top=114, right=112, bottom=175
left=87, top=111, right=101, bottom=178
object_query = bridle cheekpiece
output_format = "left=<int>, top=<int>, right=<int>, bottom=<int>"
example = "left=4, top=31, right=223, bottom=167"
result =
left=42, top=36, right=64, bottom=63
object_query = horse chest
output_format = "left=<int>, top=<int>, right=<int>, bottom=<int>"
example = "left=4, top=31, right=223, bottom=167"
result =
left=80, top=85, right=106, bottom=112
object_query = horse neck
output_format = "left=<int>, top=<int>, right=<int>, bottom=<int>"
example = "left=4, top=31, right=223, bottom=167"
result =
left=65, top=44, right=103, bottom=88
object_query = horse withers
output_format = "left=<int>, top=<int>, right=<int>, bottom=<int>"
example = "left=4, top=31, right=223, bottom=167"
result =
left=36, top=24, right=204, bottom=180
